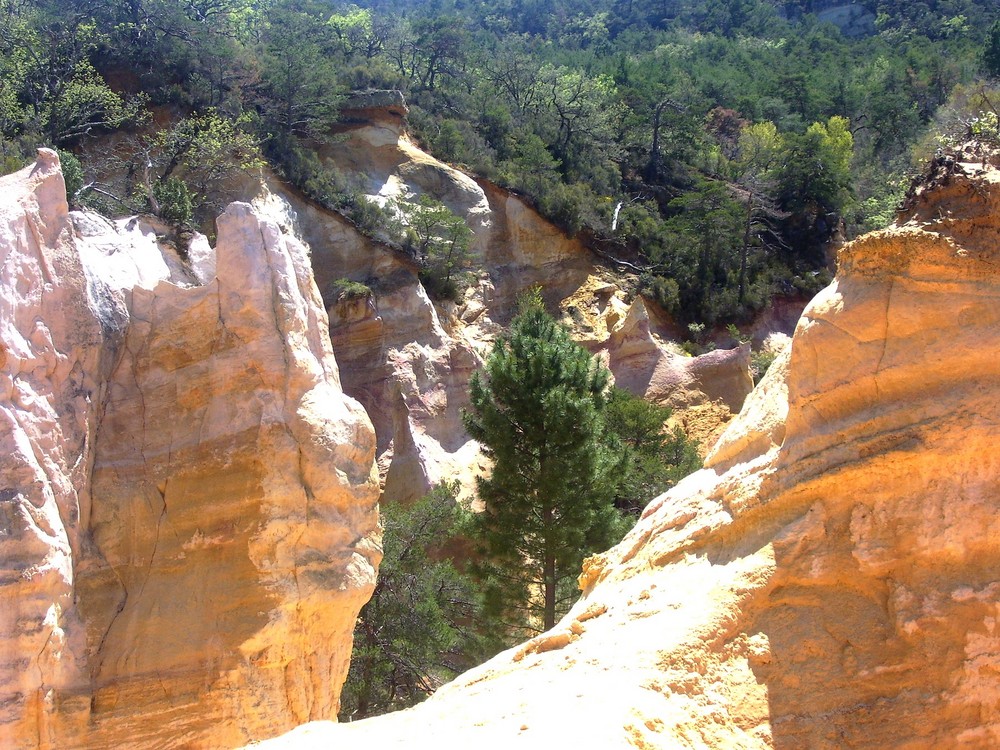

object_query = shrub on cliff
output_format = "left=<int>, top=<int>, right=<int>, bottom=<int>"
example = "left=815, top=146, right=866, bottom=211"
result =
left=152, top=176, right=193, bottom=227
left=330, top=278, right=372, bottom=303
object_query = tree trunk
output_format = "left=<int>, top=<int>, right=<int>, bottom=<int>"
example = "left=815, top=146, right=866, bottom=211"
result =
left=647, top=102, right=663, bottom=181
left=543, top=510, right=556, bottom=631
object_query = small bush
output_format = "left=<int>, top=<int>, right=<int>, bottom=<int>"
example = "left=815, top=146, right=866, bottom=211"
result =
left=153, top=176, right=193, bottom=227
left=419, top=269, right=464, bottom=302
left=0, top=136, right=33, bottom=177
left=638, top=273, right=681, bottom=316
left=750, top=349, right=778, bottom=384
left=971, top=110, right=1000, bottom=145
left=57, top=149, right=84, bottom=206
left=330, top=277, right=372, bottom=302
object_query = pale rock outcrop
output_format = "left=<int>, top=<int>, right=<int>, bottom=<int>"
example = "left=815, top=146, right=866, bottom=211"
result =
left=0, top=148, right=104, bottom=748
left=605, top=296, right=752, bottom=412
left=0, top=152, right=379, bottom=748
left=249, top=158, right=1000, bottom=748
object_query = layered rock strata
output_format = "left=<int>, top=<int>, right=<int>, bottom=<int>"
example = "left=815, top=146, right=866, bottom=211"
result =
left=250, top=158, right=1000, bottom=748
left=0, top=152, right=380, bottom=749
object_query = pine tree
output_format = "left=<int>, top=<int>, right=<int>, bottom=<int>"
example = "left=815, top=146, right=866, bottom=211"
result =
left=397, top=194, right=474, bottom=302
left=462, top=293, right=626, bottom=634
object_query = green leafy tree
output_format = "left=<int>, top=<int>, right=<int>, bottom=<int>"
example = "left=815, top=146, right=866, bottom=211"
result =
left=99, top=109, right=266, bottom=221
left=538, top=65, right=625, bottom=184
left=0, top=11, right=144, bottom=146
left=501, top=133, right=561, bottom=194
left=387, top=16, right=467, bottom=91
left=328, top=5, right=389, bottom=60
left=38, top=59, right=144, bottom=145
left=148, top=110, right=263, bottom=203
left=0, top=3, right=31, bottom=139
left=658, top=177, right=746, bottom=323
left=257, top=2, right=343, bottom=139
left=602, top=388, right=701, bottom=515
left=733, top=120, right=787, bottom=305
left=340, top=482, right=484, bottom=721
left=777, top=115, right=853, bottom=216
left=463, top=293, right=626, bottom=635
left=397, top=194, right=474, bottom=301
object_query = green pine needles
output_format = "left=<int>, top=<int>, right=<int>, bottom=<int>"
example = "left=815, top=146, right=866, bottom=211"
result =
left=462, top=292, right=628, bottom=634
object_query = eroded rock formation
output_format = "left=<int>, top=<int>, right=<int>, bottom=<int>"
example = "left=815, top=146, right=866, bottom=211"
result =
left=0, top=152, right=380, bottom=748
left=249, top=156, right=1000, bottom=748
left=262, top=96, right=753, bottom=501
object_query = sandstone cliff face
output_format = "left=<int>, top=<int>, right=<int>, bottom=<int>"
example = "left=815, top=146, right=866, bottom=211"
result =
left=0, top=152, right=380, bottom=748
left=266, top=103, right=753, bottom=501
left=0, top=149, right=105, bottom=747
left=249, top=158, right=1000, bottom=748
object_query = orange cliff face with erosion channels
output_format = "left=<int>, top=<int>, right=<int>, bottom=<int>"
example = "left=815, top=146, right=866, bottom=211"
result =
left=0, top=150, right=380, bottom=749
left=252, top=149, right=1000, bottom=749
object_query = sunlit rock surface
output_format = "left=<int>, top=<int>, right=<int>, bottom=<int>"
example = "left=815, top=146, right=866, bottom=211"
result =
left=250, top=157, right=1000, bottom=748
left=0, top=152, right=380, bottom=749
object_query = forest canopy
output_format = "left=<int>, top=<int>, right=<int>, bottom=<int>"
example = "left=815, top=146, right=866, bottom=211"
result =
left=2, top=0, right=997, bottom=325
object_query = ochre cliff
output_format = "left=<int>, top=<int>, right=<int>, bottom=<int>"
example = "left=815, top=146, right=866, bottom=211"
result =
left=262, top=99, right=754, bottom=501
left=249, top=156, right=1000, bottom=748
left=0, top=152, right=380, bottom=748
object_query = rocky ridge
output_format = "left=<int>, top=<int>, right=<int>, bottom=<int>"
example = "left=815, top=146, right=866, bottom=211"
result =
left=0, top=151, right=380, bottom=749
left=249, top=153, right=1000, bottom=748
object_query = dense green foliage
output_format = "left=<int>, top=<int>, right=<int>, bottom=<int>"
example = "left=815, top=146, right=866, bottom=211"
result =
left=343, top=309, right=703, bottom=718
left=462, top=294, right=627, bottom=634
left=340, top=482, right=485, bottom=720
left=985, top=21, right=1000, bottom=79
left=602, top=387, right=702, bottom=515
left=0, top=0, right=996, bottom=323
left=396, top=194, right=474, bottom=301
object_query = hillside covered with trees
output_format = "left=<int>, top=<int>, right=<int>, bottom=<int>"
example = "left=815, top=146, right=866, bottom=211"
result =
left=2, top=0, right=999, bottom=328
